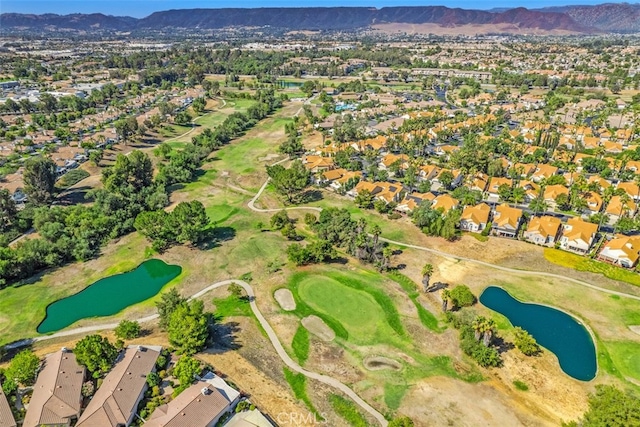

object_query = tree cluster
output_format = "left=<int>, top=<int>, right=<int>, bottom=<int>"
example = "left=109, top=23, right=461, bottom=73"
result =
left=134, top=200, right=209, bottom=252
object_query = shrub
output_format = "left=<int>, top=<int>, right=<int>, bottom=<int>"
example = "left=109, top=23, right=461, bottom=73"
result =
left=513, top=327, right=540, bottom=356
left=270, top=210, right=290, bottom=230
left=81, top=381, right=95, bottom=397
left=304, top=213, right=317, bottom=226
left=513, top=380, right=529, bottom=391
left=449, top=285, right=476, bottom=309
left=114, top=320, right=141, bottom=340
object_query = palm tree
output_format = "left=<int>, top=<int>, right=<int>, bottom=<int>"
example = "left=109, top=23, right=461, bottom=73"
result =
left=421, top=263, right=434, bottom=292
left=482, top=318, right=497, bottom=347
left=472, top=316, right=485, bottom=341
left=441, top=289, right=450, bottom=312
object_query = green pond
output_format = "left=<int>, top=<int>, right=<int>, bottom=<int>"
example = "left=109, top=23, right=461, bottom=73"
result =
left=480, top=286, right=597, bottom=381
left=37, top=259, right=182, bottom=334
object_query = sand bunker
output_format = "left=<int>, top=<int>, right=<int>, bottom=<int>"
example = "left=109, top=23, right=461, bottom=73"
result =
left=364, top=356, right=402, bottom=371
left=629, top=325, right=640, bottom=336
left=274, top=289, right=296, bottom=311
left=301, top=315, right=335, bottom=342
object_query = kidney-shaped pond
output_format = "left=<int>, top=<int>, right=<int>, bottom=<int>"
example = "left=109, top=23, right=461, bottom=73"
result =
left=480, top=286, right=597, bottom=381
left=37, top=259, right=182, bottom=334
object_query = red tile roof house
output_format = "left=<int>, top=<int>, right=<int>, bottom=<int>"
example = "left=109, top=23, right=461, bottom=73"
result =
left=0, top=383, right=16, bottom=427
left=76, top=345, right=161, bottom=427
left=23, top=348, right=85, bottom=427
left=145, top=372, right=241, bottom=427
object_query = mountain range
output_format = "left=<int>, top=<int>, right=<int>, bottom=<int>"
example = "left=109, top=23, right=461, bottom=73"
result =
left=1, top=3, right=640, bottom=35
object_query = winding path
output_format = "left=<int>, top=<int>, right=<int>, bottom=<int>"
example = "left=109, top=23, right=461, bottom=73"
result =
left=248, top=177, right=640, bottom=302
left=7, top=279, right=388, bottom=426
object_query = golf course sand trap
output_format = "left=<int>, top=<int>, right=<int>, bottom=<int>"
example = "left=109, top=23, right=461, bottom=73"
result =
left=630, top=325, right=640, bottom=336
left=301, top=315, right=335, bottom=341
left=274, top=289, right=296, bottom=311
left=364, top=356, right=402, bottom=371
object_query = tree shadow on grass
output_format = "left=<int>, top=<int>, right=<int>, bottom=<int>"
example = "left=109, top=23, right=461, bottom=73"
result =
left=206, top=321, right=242, bottom=352
left=299, top=189, right=323, bottom=204
left=197, top=226, right=236, bottom=250
left=493, top=336, right=515, bottom=354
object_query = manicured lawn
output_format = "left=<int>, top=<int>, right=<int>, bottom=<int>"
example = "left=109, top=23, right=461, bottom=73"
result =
left=329, top=394, right=368, bottom=427
left=384, top=383, right=409, bottom=411
left=291, top=325, right=310, bottom=365
left=299, top=276, right=393, bottom=343
left=605, top=341, right=640, bottom=380
left=297, top=271, right=405, bottom=344
left=212, top=295, right=252, bottom=318
left=544, top=248, right=640, bottom=287
left=212, top=137, right=272, bottom=176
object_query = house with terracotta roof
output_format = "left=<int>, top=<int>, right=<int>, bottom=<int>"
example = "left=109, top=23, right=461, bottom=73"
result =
left=617, top=181, right=640, bottom=201
left=349, top=181, right=403, bottom=204
left=431, top=194, right=459, bottom=213
left=320, top=169, right=362, bottom=191
left=486, top=177, right=512, bottom=199
left=0, top=384, right=16, bottom=427
left=396, top=192, right=434, bottom=214
left=491, top=204, right=523, bottom=238
left=418, top=164, right=440, bottom=181
left=543, top=185, right=569, bottom=210
left=606, top=195, right=637, bottom=222
left=302, top=155, right=334, bottom=173
left=145, top=372, right=240, bottom=427
left=531, top=164, right=559, bottom=183
left=23, top=348, right=85, bottom=427
left=524, top=216, right=562, bottom=246
left=378, top=153, right=409, bottom=176
left=76, top=345, right=161, bottom=427
left=460, top=203, right=491, bottom=232
left=599, top=235, right=640, bottom=268
left=560, top=217, right=598, bottom=254
left=583, top=192, right=603, bottom=215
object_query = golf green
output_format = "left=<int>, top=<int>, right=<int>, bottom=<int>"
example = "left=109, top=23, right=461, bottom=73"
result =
left=297, top=275, right=391, bottom=343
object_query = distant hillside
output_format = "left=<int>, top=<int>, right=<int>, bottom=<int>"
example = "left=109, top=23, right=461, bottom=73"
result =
left=0, top=12, right=136, bottom=31
left=537, top=3, right=640, bottom=33
left=0, top=5, right=618, bottom=35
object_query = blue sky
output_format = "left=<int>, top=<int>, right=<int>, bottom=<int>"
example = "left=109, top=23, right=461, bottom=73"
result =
left=1, top=0, right=625, bottom=18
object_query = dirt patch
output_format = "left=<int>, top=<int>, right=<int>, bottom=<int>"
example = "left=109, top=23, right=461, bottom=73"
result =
left=629, top=325, right=640, bottom=336
left=258, top=153, right=280, bottom=162
left=399, top=376, right=553, bottom=426
left=274, top=288, right=296, bottom=311
left=301, top=315, right=335, bottom=342
left=363, top=356, right=402, bottom=371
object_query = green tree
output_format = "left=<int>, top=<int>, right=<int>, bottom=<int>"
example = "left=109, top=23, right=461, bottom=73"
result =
left=156, top=288, right=187, bottom=331
left=270, top=210, right=290, bottom=230
left=114, top=320, right=141, bottom=340
left=513, top=327, right=540, bottom=356
left=355, top=189, right=374, bottom=209
left=0, top=189, right=17, bottom=230
left=448, top=285, right=476, bottom=309
left=173, top=356, right=201, bottom=386
left=191, top=97, right=206, bottom=114
left=146, top=371, right=161, bottom=387
left=174, top=110, right=192, bottom=126
left=23, top=156, right=57, bottom=205
left=421, top=263, right=434, bottom=292
left=5, top=349, right=40, bottom=386
left=74, top=334, right=118, bottom=378
left=266, top=160, right=310, bottom=204
left=171, top=201, right=209, bottom=245
left=565, top=385, right=640, bottom=427
left=168, top=300, right=211, bottom=355
left=114, top=116, right=139, bottom=143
